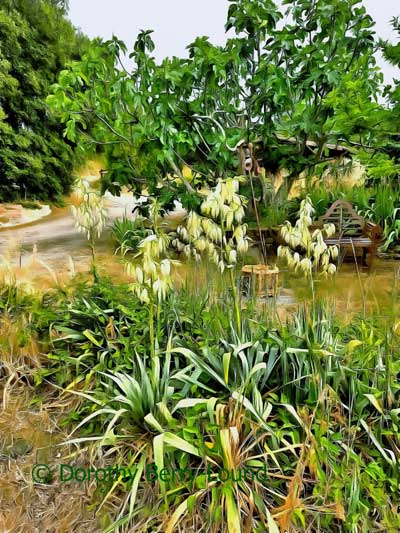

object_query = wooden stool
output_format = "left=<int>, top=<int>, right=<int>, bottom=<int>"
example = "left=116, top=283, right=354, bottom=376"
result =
left=241, top=265, right=279, bottom=298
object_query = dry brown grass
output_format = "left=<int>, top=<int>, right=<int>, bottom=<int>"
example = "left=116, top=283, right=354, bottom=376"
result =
left=0, top=280, right=103, bottom=532
left=0, top=299, right=152, bottom=532
left=0, top=384, right=104, bottom=533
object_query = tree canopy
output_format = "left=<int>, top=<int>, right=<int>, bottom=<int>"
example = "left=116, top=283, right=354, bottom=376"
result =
left=48, top=0, right=398, bottom=207
left=0, top=0, right=88, bottom=201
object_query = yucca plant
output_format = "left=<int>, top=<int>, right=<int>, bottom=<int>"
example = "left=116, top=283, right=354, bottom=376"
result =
left=5, top=247, right=398, bottom=532
left=66, top=351, right=179, bottom=439
left=71, top=179, right=107, bottom=281
left=60, top=347, right=192, bottom=533
left=172, top=177, right=250, bottom=335
left=278, top=197, right=338, bottom=307
left=111, top=216, right=152, bottom=256
left=159, top=399, right=280, bottom=533
left=278, top=196, right=338, bottom=279
left=128, top=234, right=180, bottom=361
left=120, top=198, right=183, bottom=360
left=170, top=339, right=279, bottom=398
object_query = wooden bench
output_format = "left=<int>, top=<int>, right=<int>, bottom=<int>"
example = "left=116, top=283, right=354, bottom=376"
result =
left=313, top=200, right=382, bottom=270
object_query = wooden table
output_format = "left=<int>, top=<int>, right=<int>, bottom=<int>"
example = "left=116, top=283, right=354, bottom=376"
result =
left=241, top=264, right=279, bottom=297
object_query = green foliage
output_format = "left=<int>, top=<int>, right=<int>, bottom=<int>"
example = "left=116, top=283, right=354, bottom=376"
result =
left=9, top=274, right=399, bottom=532
left=18, top=200, right=42, bottom=210
left=48, top=0, right=381, bottom=202
left=43, top=279, right=151, bottom=385
left=4, top=2, right=400, bottom=530
left=355, top=187, right=400, bottom=251
left=251, top=203, right=290, bottom=229
left=0, top=257, right=399, bottom=532
left=351, top=16, right=400, bottom=182
left=0, top=0, right=89, bottom=202
left=111, top=216, right=152, bottom=256
left=381, top=17, right=400, bottom=121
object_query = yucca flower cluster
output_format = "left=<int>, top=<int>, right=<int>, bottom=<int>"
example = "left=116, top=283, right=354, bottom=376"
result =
left=71, top=180, right=107, bottom=241
left=128, top=232, right=178, bottom=304
left=171, top=177, right=250, bottom=272
left=278, top=196, right=338, bottom=277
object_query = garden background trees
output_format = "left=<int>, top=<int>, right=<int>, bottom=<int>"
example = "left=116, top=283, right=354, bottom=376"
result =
left=0, top=0, right=88, bottom=201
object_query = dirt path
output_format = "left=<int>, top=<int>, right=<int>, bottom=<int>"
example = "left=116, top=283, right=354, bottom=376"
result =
left=0, top=193, right=138, bottom=271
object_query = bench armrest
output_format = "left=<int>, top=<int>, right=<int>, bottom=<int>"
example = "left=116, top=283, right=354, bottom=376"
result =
left=365, top=221, right=382, bottom=242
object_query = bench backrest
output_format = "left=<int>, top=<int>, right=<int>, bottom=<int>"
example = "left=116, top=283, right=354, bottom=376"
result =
left=318, top=200, right=365, bottom=237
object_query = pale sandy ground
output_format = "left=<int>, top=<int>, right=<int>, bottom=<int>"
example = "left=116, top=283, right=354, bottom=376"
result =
left=0, top=191, right=140, bottom=274
left=0, top=157, right=141, bottom=271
